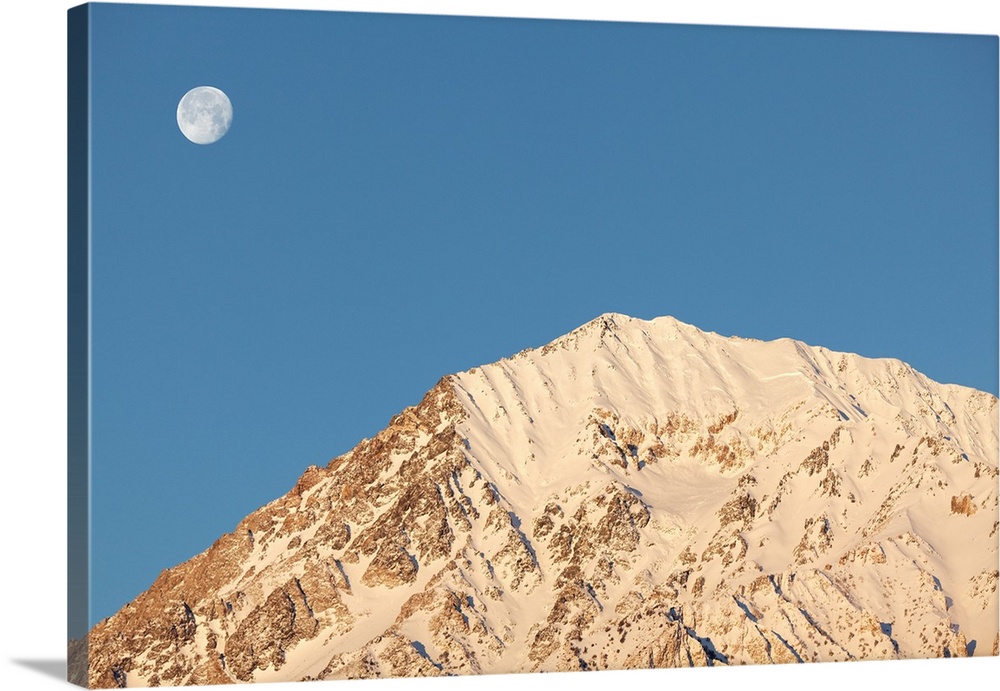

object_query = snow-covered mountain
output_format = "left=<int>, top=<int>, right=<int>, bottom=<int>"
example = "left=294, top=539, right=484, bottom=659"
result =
left=78, top=313, right=999, bottom=687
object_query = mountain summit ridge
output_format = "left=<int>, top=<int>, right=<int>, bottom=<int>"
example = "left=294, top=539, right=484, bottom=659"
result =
left=80, top=314, right=999, bottom=687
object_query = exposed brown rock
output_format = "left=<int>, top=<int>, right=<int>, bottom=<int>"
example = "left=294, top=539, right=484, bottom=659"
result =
left=951, top=494, right=977, bottom=516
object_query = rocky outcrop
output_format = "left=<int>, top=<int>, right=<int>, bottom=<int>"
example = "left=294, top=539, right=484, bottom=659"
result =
left=951, top=494, right=978, bottom=516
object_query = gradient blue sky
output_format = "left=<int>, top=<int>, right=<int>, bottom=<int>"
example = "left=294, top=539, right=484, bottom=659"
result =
left=87, top=3, right=997, bottom=626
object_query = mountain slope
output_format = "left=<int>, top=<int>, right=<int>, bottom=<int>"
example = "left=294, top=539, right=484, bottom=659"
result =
left=81, top=313, right=999, bottom=687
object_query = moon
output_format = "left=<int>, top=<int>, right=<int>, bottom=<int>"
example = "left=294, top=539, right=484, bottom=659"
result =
left=176, top=86, right=233, bottom=145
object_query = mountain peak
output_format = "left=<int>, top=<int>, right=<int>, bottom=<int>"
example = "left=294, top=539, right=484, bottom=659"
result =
left=571, top=311, right=634, bottom=335
left=539, top=312, right=682, bottom=356
left=572, top=311, right=682, bottom=333
left=82, top=313, right=999, bottom=686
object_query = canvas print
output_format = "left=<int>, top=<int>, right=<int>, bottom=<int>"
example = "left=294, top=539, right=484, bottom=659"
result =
left=67, top=3, right=999, bottom=688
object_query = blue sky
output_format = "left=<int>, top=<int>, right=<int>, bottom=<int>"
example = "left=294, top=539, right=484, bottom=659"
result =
left=86, top=3, right=997, bottom=627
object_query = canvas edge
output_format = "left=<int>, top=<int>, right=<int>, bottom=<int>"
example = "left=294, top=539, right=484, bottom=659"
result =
left=68, top=2, right=91, bottom=687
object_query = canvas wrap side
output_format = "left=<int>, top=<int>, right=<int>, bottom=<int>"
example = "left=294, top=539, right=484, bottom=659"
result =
left=68, top=3, right=91, bottom=687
